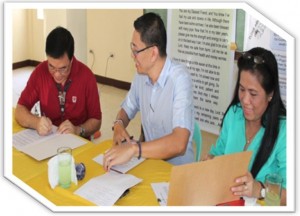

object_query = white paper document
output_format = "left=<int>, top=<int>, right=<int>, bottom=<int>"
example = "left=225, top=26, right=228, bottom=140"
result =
left=74, top=172, right=142, bottom=206
left=93, top=154, right=145, bottom=174
left=13, top=126, right=58, bottom=150
left=13, top=126, right=87, bottom=161
left=151, top=182, right=169, bottom=206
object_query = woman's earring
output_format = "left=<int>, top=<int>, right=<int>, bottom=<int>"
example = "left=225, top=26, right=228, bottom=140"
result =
left=269, top=96, right=272, bottom=102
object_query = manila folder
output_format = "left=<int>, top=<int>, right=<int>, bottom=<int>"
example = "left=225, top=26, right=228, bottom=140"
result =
left=167, top=151, right=252, bottom=206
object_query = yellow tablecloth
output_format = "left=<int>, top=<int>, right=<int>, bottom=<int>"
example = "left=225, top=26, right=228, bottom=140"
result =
left=12, top=111, right=95, bottom=182
left=12, top=111, right=172, bottom=206
left=23, top=140, right=172, bottom=206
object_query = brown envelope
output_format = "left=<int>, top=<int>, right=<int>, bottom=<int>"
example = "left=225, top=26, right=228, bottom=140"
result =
left=167, top=151, right=252, bottom=206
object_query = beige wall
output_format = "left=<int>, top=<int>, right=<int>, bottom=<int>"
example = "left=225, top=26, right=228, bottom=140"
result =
left=13, top=9, right=143, bottom=83
left=13, top=9, right=29, bottom=62
left=44, top=9, right=87, bottom=64
left=87, top=9, right=142, bottom=82
left=13, top=9, right=45, bottom=63
left=28, top=10, right=45, bottom=62
left=44, top=9, right=67, bottom=36
left=67, top=10, right=87, bottom=63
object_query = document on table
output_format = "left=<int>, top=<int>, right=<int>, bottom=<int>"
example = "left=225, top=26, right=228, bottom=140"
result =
left=13, top=126, right=58, bottom=150
left=74, top=172, right=142, bottom=206
left=151, top=182, right=169, bottom=206
left=13, top=126, right=87, bottom=161
left=93, top=154, right=145, bottom=174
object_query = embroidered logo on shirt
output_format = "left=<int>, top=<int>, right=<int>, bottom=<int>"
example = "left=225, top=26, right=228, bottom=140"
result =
left=72, top=96, right=77, bottom=103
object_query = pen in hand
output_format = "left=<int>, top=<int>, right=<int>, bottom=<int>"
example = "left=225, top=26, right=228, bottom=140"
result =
left=41, top=112, right=53, bottom=134
left=121, top=135, right=134, bottom=144
left=110, top=168, right=123, bottom=174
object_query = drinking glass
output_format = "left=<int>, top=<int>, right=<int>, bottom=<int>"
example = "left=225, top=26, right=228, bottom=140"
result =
left=265, top=173, right=283, bottom=206
left=57, top=147, right=72, bottom=188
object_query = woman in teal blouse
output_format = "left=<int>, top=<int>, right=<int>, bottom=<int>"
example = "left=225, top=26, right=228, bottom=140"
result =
left=205, top=47, right=286, bottom=205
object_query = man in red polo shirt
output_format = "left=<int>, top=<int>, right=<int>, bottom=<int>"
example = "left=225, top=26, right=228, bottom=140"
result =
left=15, top=26, right=101, bottom=138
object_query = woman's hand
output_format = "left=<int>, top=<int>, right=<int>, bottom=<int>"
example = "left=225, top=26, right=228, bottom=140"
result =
left=231, top=171, right=261, bottom=198
left=201, top=154, right=215, bottom=161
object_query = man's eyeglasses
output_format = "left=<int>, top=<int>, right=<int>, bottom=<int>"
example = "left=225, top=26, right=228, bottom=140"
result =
left=130, top=43, right=156, bottom=57
left=48, top=59, right=72, bottom=74
left=242, top=52, right=265, bottom=64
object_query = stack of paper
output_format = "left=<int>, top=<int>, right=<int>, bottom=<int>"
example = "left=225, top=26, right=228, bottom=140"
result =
left=13, top=127, right=87, bottom=161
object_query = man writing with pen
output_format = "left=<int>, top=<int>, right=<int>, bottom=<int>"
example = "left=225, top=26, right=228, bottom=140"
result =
left=103, top=13, right=194, bottom=171
left=15, top=27, right=101, bottom=139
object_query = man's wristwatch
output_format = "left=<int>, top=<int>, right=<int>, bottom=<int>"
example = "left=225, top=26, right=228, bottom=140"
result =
left=112, top=119, right=123, bottom=131
left=258, top=181, right=266, bottom=200
left=79, top=125, right=85, bottom=137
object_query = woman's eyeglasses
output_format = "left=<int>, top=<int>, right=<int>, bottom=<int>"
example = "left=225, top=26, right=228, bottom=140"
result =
left=242, top=52, right=265, bottom=64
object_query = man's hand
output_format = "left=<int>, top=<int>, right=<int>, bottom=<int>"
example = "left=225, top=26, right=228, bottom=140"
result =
left=57, top=119, right=76, bottom=134
left=113, top=123, right=132, bottom=145
left=37, top=116, right=53, bottom=136
left=103, top=142, right=138, bottom=171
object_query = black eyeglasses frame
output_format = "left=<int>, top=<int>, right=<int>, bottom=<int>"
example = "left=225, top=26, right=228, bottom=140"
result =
left=130, top=43, right=156, bottom=57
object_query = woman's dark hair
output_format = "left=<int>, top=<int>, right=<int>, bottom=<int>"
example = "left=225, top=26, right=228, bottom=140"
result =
left=134, top=12, right=167, bottom=57
left=222, top=47, right=286, bottom=178
left=45, top=26, right=74, bottom=60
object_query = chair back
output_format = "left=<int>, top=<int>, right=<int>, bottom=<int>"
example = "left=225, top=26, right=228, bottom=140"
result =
left=193, top=121, right=202, bottom=162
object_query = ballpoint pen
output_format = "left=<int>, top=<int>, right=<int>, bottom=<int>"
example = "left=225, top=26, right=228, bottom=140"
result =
left=121, top=135, right=134, bottom=144
left=110, top=168, right=123, bottom=174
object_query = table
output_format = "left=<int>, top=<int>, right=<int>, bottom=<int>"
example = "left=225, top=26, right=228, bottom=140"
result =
left=12, top=115, right=173, bottom=206
left=13, top=112, right=263, bottom=207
